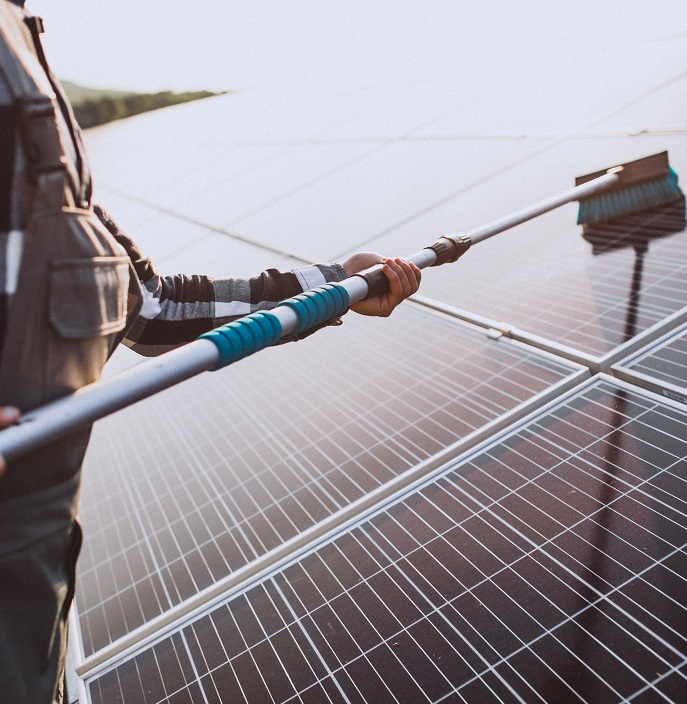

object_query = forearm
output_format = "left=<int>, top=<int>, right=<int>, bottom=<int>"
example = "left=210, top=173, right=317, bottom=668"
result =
left=94, top=203, right=347, bottom=355
left=124, top=263, right=347, bottom=355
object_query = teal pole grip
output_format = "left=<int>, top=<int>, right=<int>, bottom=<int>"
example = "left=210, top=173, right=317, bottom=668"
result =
left=277, top=283, right=350, bottom=335
left=199, top=310, right=283, bottom=370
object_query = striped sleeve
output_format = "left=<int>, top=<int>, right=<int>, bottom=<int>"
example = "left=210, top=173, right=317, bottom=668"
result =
left=94, top=206, right=347, bottom=356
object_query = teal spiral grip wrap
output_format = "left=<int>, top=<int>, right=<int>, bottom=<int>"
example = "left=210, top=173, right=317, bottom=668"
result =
left=277, top=283, right=350, bottom=335
left=200, top=311, right=283, bottom=371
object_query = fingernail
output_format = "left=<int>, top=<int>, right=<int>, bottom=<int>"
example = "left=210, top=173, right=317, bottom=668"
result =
left=2, top=407, right=18, bottom=421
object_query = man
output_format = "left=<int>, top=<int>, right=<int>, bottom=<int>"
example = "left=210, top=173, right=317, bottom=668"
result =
left=0, top=1, right=420, bottom=701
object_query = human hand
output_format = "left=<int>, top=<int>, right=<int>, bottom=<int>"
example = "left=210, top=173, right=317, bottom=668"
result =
left=342, top=253, right=421, bottom=317
left=0, top=407, right=20, bottom=477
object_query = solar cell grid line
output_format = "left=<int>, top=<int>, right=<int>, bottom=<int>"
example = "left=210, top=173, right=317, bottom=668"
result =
left=447, top=446, right=686, bottom=630
left=227, top=367, right=409, bottom=483
left=191, top=417, right=318, bottom=553
left=412, top=496, right=684, bottom=692
left=196, top=399, right=345, bottom=523
left=208, top=584, right=338, bottom=703
left=512, top=274, right=680, bottom=352
left=179, top=455, right=265, bottom=571
left=206, top=596, right=282, bottom=704
left=551, top=395, right=687, bottom=484
left=90, top=482, right=672, bottom=704
left=224, top=394, right=400, bottom=517
left=92, top=560, right=684, bottom=704
left=576, top=427, right=687, bottom=508
left=253, top=581, right=341, bottom=701
left=516, top=428, right=687, bottom=537
left=495, top=546, right=687, bottom=678
left=268, top=391, right=428, bottom=474
left=77, top=429, right=179, bottom=655
left=116, top=434, right=212, bottom=603
left=480, top=398, right=687, bottom=523
left=446, top=490, right=687, bottom=648
left=133, top=464, right=217, bottom=599
left=360, top=506, right=580, bottom=701
left=85, top=377, right=687, bottom=703
left=272, top=538, right=511, bottom=704
left=451, top=434, right=687, bottom=573
left=84, top=426, right=584, bottom=656
left=269, top=577, right=399, bottom=703
left=430, top=524, right=684, bottom=704
left=165, top=397, right=299, bottom=556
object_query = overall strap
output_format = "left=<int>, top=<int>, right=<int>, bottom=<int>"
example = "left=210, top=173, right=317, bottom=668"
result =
left=0, top=3, right=84, bottom=217
left=0, top=3, right=53, bottom=99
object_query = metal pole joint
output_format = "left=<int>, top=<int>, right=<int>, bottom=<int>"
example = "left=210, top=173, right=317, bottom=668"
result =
left=426, top=234, right=472, bottom=266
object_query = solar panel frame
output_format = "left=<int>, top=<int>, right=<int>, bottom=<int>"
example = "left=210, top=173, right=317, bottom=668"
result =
left=87, top=375, right=687, bottom=704
left=414, top=295, right=687, bottom=374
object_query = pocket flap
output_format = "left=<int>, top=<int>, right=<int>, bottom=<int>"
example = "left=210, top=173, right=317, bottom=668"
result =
left=50, top=257, right=129, bottom=338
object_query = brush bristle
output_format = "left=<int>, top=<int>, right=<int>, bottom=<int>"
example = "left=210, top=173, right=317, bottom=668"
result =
left=577, top=168, right=683, bottom=225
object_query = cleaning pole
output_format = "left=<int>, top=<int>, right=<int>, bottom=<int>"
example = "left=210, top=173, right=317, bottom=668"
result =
left=0, top=152, right=681, bottom=465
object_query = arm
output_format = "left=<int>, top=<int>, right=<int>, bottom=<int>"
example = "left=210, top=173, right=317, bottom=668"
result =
left=94, top=207, right=420, bottom=356
left=94, top=206, right=350, bottom=355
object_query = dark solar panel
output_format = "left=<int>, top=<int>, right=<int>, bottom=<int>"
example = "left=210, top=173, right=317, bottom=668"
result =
left=614, top=324, right=687, bottom=404
left=85, top=378, right=687, bottom=703
left=74, top=304, right=580, bottom=659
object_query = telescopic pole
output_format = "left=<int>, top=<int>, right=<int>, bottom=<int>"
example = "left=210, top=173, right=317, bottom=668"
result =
left=0, top=171, right=620, bottom=464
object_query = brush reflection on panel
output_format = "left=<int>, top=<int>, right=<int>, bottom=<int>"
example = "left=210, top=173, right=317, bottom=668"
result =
left=88, top=380, right=687, bottom=703
left=581, top=197, right=687, bottom=348
left=552, top=198, right=687, bottom=354
left=75, top=306, right=579, bottom=656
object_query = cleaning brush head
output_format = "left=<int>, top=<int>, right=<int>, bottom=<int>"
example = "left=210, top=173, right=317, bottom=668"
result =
left=576, top=151, right=684, bottom=226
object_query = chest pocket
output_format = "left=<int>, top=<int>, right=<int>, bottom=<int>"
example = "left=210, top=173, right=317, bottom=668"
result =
left=49, top=257, right=129, bottom=338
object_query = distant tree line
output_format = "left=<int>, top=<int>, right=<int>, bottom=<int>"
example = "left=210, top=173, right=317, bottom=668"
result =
left=72, top=90, right=224, bottom=129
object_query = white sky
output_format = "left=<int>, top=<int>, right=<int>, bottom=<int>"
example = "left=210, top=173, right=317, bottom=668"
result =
left=28, top=1, right=687, bottom=94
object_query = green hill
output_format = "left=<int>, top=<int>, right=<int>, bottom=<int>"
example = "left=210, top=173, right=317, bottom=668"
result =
left=61, top=81, right=227, bottom=129
left=61, top=81, right=136, bottom=104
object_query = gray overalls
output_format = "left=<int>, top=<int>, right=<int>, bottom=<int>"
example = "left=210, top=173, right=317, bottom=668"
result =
left=0, top=3, right=141, bottom=701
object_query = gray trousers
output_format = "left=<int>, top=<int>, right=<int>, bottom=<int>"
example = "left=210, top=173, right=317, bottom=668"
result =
left=0, top=474, right=81, bottom=704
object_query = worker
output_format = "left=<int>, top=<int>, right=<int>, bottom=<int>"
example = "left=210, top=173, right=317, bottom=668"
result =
left=0, top=1, right=421, bottom=701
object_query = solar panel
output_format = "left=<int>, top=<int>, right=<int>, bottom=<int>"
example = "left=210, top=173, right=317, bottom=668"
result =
left=612, top=322, right=687, bottom=404
left=84, top=377, right=687, bottom=703
left=74, top=304, right=582, bottom=661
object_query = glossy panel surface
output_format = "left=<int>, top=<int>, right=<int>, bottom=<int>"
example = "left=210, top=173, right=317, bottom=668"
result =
left=87, top=380, right=687, bottom=703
